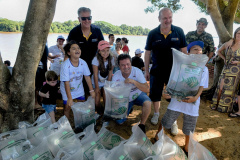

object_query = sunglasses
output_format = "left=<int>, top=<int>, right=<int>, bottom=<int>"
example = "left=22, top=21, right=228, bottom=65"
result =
left=80, top=16, right=92, bottom=21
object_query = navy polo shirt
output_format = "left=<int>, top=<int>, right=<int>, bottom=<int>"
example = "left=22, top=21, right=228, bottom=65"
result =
left=145, top=25, right=187, bottom=76
left=67, top=24, right=104, bottom=73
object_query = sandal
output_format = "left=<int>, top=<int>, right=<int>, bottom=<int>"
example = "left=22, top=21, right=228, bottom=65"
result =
left=228, top=113, right=240, bottom=118
left=210, top=104, right=217, bottom=110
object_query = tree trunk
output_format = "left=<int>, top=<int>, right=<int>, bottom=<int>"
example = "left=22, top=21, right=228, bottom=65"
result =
left=0, top=0, right=57, bottom=132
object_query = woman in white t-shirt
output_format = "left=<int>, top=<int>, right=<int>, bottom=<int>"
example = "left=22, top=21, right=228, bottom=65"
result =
left=92, top=40, right=115, bottom=114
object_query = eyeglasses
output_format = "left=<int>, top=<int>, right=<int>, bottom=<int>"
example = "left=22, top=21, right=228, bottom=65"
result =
left=80, top=16, right=92, bottom=21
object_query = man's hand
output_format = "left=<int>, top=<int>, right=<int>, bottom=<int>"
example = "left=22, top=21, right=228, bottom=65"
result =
left=145, top=71, right=150, bottom=81
left=231, top=60, right=239, bottom=65
left=125, top=78, right=135, bottom=85
left=182, top=96, right=197, bottom=103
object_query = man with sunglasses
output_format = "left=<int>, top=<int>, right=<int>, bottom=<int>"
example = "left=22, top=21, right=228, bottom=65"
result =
left=67, top=7, right=104, bottom=95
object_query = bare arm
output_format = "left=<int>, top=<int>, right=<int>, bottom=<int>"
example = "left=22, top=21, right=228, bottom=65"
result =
left=64, top=81, right=73, bottom=107
left=217, top=43, right=227, bottom=62
left=107, top=66, right=114, bottom=81
left=125, top=78, right=149, bottom=93
left=84, top=75, right=95, bottom=98
left=144, top=50, right=151, bottom=81
left=39, top=91, right=49, bottom=98
left=92, top=65, right=100, bottom=90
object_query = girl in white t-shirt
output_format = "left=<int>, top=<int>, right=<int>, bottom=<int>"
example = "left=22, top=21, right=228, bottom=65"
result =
left=60, top=40, right=95, bottom=119
left=92, top=40, right=115, bottom=114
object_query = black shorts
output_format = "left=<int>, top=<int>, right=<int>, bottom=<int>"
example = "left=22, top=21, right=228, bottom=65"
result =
left=149, top=73, right=170, bottom=101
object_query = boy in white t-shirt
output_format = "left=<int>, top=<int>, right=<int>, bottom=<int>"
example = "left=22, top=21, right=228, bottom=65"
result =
left=154, top=41, right=209, bottom=155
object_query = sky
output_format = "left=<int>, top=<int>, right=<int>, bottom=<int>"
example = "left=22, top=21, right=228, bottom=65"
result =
left=0, top=0, right=239, bottom=37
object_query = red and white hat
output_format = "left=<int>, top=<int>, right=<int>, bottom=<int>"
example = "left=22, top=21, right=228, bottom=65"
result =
left=98, top=40, right=110, bottom=50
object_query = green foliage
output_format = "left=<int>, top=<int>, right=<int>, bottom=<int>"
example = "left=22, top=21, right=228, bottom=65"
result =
left=0, top=18, right=150, bottom=35
left=93, top=21, right=150, bottom=35
left=0, top=18, right=24, bottom=32
left=145, top=0, right=182, bottom=13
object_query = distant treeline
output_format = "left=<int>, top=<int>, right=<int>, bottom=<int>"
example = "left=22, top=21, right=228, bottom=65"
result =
left=0, top=18, right=150, bottom=35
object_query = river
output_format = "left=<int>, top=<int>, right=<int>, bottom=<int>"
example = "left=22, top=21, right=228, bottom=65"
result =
left=0, top=32, right=219, bottom=66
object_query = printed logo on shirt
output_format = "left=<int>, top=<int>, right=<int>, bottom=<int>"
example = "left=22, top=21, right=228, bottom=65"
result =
left=155, top=40, right=161, bottom=42
left=70, top=87, right=75, bottom=91
left=171, top=38, right=179, bottom=41
left=92, top=39, right=98, bottom=42
left=79, top=41, right=84, bottom=44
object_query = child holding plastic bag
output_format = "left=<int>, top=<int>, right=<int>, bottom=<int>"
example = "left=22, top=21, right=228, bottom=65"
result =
left=39, top=71, right=59, bottom=123
left=92, top=40, right=114, bottom=114
left=155, top=41, right=209, bottom=155
left=60, top=40, right=95, bottom=119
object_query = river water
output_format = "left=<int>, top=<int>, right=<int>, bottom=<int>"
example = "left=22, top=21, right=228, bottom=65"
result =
left=0, top=32, right=219, bottom=66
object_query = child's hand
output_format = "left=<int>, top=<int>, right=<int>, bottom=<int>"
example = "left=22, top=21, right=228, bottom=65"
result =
left=90, top=91, right=95, bottom=99
left=182, top=96, right=197, bottom=103
left=45, top=91, right=50, bottom=98
left=162, top=90, right=171, bottom=99
left=67, top=98, right=73, bottom=108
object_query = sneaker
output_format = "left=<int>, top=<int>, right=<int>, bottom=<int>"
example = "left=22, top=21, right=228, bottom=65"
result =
left=151, top=114, right=159, bottom=125
left=171, top=123, right=178, bottom=136
left=138, top=124, right=146, bottom=133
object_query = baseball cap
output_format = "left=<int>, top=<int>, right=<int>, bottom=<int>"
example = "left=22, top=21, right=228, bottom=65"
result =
left=197, top=18, right=208, bottom=25
left=187, top=41, right=204, bottom=52
left=57, top=35, right=65, bottom=40
left=98, top=40, right=110, bottom=50
left=135, top=49, right=144, bottom=54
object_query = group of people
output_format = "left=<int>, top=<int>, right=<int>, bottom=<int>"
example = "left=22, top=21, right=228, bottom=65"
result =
left=34, top=6, right=240, bottom=156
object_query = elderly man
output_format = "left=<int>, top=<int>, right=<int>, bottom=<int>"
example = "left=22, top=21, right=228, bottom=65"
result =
left=112, top=54, right=151, bottom=133
left=68, top=7, right=104, bottom=94
left=186, top=18, right=215, bottom=61
left=144, top=8, right=187, bottom=135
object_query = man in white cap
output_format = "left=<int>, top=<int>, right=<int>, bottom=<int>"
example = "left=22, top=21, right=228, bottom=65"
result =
left=132, top=48, right=145, bottom=72
left=48, top=35, right=65, bottom=75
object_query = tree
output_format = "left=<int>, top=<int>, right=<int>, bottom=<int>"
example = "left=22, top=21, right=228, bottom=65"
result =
left=0, top=0, right=57, bottom=132
left=145, top=0, right=240, bottom=43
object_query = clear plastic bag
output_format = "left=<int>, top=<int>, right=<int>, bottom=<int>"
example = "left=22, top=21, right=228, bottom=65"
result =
left=188, top=132, right=217, bottom=160
left=104, top=142, right=132, bottom=160
left=104, top=81, right=131, bottom=120
left=97, top=127, right=124, bottom=149
left=166, top=48, right=208, bottom=100
left=54, top=142, right=83, bottom=160
left=44, top=116, right=78, bottom=157
left=0, top=128, right=27, bottom=159
left=77, top=124, right=105, bottom=160
left=71, top=97, right=96, bottom=130
left=151, top=129, right=187, bottom=160
left=124, top=124, right=155, bottom=160
left=15, top=139, right=53, bottom=160
left=1, top=140, right=33, bottom=160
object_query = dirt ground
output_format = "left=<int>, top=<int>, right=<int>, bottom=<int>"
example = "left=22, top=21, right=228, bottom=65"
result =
left=35, top=71, right=240, bottom=160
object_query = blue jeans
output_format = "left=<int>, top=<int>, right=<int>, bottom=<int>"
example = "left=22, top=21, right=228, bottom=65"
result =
left=116, top=92, right=151, bottom=124
left=42, top=104, right=56, bottom=113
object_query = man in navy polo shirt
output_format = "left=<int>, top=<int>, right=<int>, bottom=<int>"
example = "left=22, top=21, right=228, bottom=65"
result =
left=144, top=8, right=187, bottom=135
left=67, top=7, right=104, bottom=94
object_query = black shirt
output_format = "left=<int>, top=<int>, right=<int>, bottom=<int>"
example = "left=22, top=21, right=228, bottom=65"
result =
left=40, top=83, right=59, bottom=105
left=132, top=56, right=144, bottom=70
left=67, top=24, right=104, bottom=74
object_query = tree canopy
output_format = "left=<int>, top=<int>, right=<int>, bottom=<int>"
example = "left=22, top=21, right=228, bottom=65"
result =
left=0, top=18, right=150, bottom=35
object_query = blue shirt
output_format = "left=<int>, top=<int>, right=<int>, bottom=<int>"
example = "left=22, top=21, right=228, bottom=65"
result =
left=145, top=25, right=187, bottom=75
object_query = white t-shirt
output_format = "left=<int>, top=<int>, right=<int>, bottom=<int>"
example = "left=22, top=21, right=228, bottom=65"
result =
left=112, top=66, right=147, bottom=102
left=60, top=58, right=90, bottom=101
left=49, top=45, right=64, bottom=75
left=91, top=56, right=115, bottom=87
left=168, top=66, right=209, bottom=116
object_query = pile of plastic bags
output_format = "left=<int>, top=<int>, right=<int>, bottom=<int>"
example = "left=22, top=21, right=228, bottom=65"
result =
left=0, top=112, right=217, bottom=160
